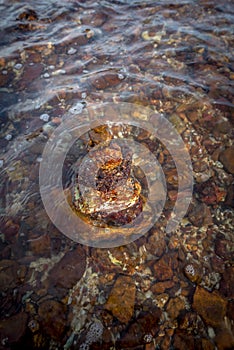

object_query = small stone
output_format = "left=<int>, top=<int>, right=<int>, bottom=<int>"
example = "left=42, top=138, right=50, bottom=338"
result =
left=188, top=201, right=212, bottom=227
left=67, top=47, right=77, bottom=55
left=0, top=159, right=3, bottom=167
left=118, top=73, right=125, bottom=80
left=219, top=146, right=234, bottom=174
left=69, top=102, right=84, bottom=114
left=43, top=72, right=50, bottom=78
left=151, top=280, right=175, bottom=294
left=91, top=71, right=123, bottom=90
left=5, top=134, right=12, bottom=141
left=105, top=275, right=136, bottom=323
left=39, top=113, right=50, bottom=122
left=14, top=63, right=23, bottom=70
left=192, top=286, right=227, bottom=327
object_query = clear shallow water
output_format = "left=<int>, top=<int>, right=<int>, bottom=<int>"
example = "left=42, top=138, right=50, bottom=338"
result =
left=0, top=0, right=234, bottom=349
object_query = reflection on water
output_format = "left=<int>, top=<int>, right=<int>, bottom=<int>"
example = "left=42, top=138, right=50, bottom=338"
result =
left=0, top=0, right=234, bottom=349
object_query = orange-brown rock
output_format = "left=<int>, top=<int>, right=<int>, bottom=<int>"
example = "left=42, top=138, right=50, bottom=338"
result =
left=192, top=286, right=227, bottom=327
left=104, top=275, right=136, bottom=323
left=153, top=252, right=178, bottom=281
left=166, top=297, right=185, bottom=319
left=151, top=280, right=174, bottom=294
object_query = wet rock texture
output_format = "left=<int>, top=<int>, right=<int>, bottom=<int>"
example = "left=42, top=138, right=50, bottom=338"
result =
left=0, top=0, right=234, bottom=349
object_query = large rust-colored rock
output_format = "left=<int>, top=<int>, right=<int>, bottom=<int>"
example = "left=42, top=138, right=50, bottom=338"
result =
left=105, top=275, right=136, bottom=323
left=38, top=300, right=67, bottom=339
left=0, top=312, right=28, bottom=345
left=48, top=246, right=86, bottom=292
left=192, top=286, right=227, bottom=327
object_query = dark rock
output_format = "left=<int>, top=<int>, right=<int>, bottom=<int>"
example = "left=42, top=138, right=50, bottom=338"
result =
left=219, top=266, right=234, bottom=298
left=188, top=201, right=212, bottom=227
left=215, top=234, right=233, bottom=261
left=219, top=147, right=234, bottom=174
left=173, top=330, right=195, bottom=350
left=48, top=246, right=86, bottom=295
left=38, top=299, right=67, bottom=340
left=117, top=307, right=161, bottom=348
left=0, top=312, right=28, bottom=345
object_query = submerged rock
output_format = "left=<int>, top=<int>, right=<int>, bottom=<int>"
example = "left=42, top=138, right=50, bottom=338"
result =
left=104, top=275, right=136, bottom=324
left=48, top=246, right=86, bottom=295
left=38, top=300, right=67, bottom=340
left=219, top=146, right=234, bottom=174
left=192, top=286, right=227, bottom=327
left=0, top=312, right=28, bottom=346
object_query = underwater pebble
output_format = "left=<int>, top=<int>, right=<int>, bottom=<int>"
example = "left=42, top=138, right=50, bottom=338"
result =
left=68, top=47, right=77, bottom=55
left=14, top=63, right=23, bottom=70
left=81, top=92, right=87, bottom=99
left=5, top=134, right=12, bottom=141
left=0, top=159, right=4, bottom=167
left=118, top=73, right=125, bottom=80
left=43, top=72, right=50, bottom=78
left=40, top=113, right=50, bottom=122
left=69, top=102, right=84, bottom=114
